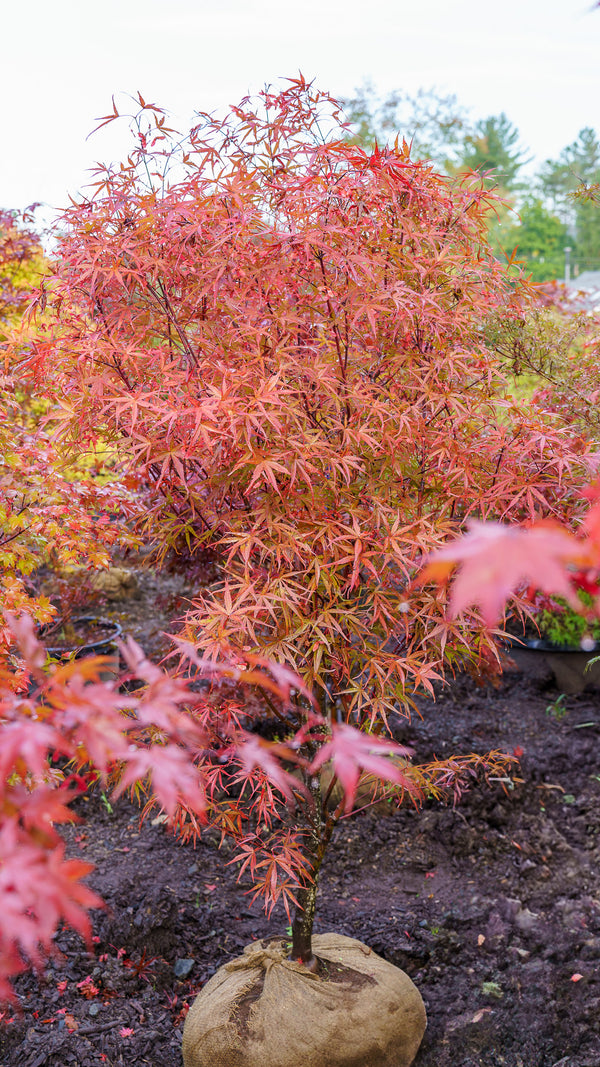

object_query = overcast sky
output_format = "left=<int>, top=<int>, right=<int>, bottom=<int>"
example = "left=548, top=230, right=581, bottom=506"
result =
left=3, top=0, right=599, bottom=219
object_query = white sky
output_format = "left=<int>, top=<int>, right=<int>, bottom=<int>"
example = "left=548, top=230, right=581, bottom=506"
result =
left=3, top=0, right=599, bottom=219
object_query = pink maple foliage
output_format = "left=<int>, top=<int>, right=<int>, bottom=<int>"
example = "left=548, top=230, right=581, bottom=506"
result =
left=422, top=485, right=600, bottom=627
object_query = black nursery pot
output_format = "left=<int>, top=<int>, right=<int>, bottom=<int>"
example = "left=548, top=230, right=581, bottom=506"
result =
left=42, top=616, right=123, bottom=680
left=504, top=632, right=600, bottom=695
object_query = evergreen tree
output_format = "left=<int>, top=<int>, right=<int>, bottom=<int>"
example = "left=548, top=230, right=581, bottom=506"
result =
left=540, top=128, right=600, bottom=272
left=502, top=197, right=569, bottom=282
left=456, top=113, right=528, bottom=190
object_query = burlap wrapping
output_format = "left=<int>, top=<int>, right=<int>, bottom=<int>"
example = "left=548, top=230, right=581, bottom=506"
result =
left=182, top=932, right=426, bottom=1067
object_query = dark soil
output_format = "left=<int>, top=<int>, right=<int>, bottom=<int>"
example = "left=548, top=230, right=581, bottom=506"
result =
left=2, top=561, right=600, bottom=1067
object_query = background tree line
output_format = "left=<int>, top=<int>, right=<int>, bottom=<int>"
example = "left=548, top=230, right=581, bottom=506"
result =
left=343, top=83, right=600, bottom=284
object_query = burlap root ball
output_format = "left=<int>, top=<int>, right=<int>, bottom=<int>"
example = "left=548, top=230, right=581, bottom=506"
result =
left=91, top=567, right=138, bottom=600
left=182, top=932, right=426, bottom=1067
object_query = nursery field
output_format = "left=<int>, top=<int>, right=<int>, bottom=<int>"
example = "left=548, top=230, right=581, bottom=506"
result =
left=1, top=562, right=599, bottom=1067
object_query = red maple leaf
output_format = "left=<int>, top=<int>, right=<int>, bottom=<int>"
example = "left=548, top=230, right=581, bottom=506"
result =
left=4, top=613, right=47, bottom=672
left=232, top=734, right=303, bottom=804
left=114, top=744, right=207, bottom=819
left=309, top=724, right=414, bottom=813
left=422, top=520, right=586, bottom=626
left=0, top=830, right=101, bottom=968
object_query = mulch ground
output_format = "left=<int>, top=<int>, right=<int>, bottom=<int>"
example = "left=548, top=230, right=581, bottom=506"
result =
left=2, top=561, right=600, bottom=1067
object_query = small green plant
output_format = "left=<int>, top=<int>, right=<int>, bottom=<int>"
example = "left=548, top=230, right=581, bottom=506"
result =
left=537, top=591, right=600, bottom=648
left=480, top=981, right=504, bottom=1000
left=284, top=924, right=294, bottom=952
left=546, top=694, right=568, bottom=721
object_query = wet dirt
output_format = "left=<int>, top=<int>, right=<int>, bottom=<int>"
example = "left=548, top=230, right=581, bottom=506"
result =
left=2, top=561, right=600, bottom=1067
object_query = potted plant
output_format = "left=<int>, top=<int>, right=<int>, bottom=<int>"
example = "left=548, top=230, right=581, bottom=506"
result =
left=40, top=615, right=122, bottom=656
left=504, top=587, right=600, bottom=693
left=40, top=614, right=123, bottom=682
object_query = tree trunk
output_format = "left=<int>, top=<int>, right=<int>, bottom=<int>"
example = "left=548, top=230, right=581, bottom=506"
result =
left=290, top=766, right=328, bottom=967
left=290, top=877, right=319, bottom=966
left=290, top=687, right=337, bottom=967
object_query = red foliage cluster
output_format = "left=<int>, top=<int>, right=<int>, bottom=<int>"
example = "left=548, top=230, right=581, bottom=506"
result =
left=1, top=79, right=598, bottom=995
left=0, top=209, right=41, bottom=322
left=27, top=82, right=590, bottom=713
left=0, top=211, right=138, bottom=657
left=0, top=615, right=207, bottom=1000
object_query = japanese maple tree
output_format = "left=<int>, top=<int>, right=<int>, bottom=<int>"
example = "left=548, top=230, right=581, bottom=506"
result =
left=16, top=79, right=594, bottom=966
left=0, top=210, right=138, bottom=663
left=30, top=82, right=590, bottom=683
left=0, top=208, right=43, bottom=327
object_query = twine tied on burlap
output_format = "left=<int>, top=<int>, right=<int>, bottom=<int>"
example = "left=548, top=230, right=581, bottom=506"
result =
left=223, top=939, right=320, bottom=979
